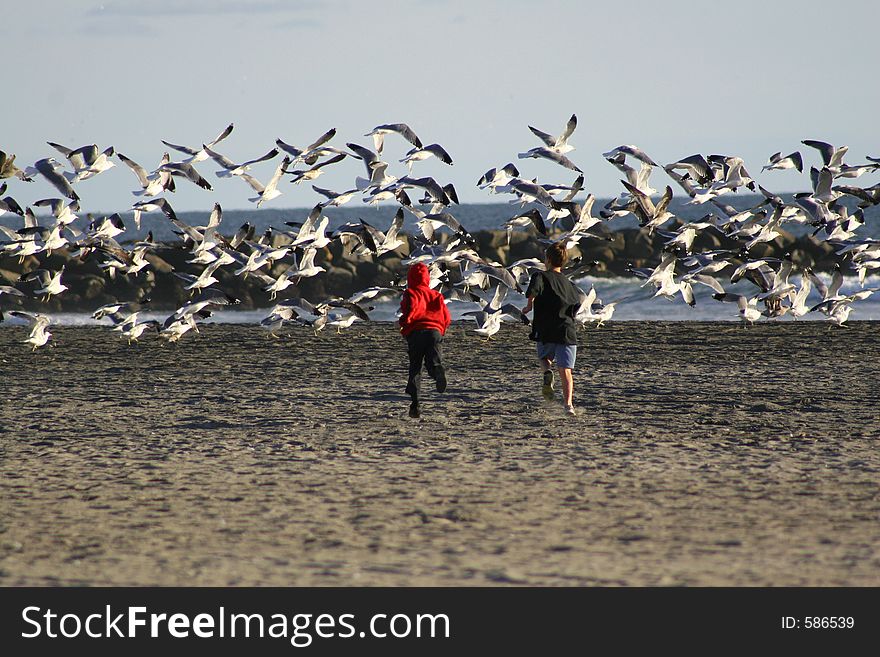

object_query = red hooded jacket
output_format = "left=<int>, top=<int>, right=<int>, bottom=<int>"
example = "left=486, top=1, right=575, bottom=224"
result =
left=399, top=262, right=451, bottom=337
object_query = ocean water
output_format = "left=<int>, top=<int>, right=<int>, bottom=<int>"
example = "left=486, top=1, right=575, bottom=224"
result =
left=5, top=195, right=880, bottom=243
left=5, top=272, right=879, bottom=328
left=3, top=197, right=880, bottom=325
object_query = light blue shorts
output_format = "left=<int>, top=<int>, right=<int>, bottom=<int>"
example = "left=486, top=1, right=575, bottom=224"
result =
left=537, top=342, right=577, bottom=369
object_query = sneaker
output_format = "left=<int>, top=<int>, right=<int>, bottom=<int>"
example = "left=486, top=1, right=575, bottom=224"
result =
left=542, top=370, right=554, bottom=400
left=409, top=401, right=421, bottom=418
left=565, top=404, right=576, bottom=416
left=435, top=366, right=447, bottom=393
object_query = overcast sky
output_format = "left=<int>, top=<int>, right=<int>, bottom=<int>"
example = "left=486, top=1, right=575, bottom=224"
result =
left=3, top=0, right=878, bottom=214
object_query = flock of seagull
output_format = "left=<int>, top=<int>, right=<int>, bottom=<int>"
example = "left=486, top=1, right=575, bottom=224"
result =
left=1, top=115, right=879, bottom=350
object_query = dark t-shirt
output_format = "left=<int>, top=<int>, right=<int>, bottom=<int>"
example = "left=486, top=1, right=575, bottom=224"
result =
left=526, top=270, right=581, bottom=345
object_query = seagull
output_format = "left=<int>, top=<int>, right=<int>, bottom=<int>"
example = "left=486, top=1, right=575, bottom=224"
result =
left=322, top=297, right=372, bottom=322
left=117, top=152, right=176, bottom=198
left=575, top=286, right=623, bottom=327
left=808, top=290, right=874, bottom=326
left=602, top=145, right=658, bottom=166
left=254, top=267, right=296, bottom=301
left=621, top=181, right=674, bottom=232
left=394, top=175, right=455, bottom=206
left=801, top=139, right=848, bottom=172
left=38, top=224, right=72, bottom=255
left=464, top=260, right=520, bottom=291
left=47, top=142, right=115, bottom=181
left=346, top=141, right=382, bottom=170
left=805, top=265, right=844, bottom=303
left=564, top=194, right=603, bottom=234
left=171, top=289, right=240, bottom=322
left=159, top=312, right=211, bottom=342
left=360, top=163, right=399, bottom=196
left=261, top=248, right=326, bottom=299
left=0, top=151, right=32, bottom=181
left=358, top=209, right=406, bottom=256
left=707, top=155, right=755, bottom=195
left=287, top=246, right=326, bottom=280
left=0, top=283, right=26, bottom=321
left=346, top=286, right=401, bottom=305
left=712, top=293, right=762, bottom=325
left=834, top=162, right=880, bottom=179
left=345, top=142, right=398, bottom=191
left=241, top=156, right=290, bottom=207
left=172, top=257, right=228, bottom=292
left=743, top=206, right=785, bottom=250
left=607, top=152, right=656, bottom=195
left=9, top=310, right=52, bottom=350
left=118, top=318, right=161, bottom=344
left=131, top=196, right=177, bottom=229
left=0, top=284, right=26, bottom=300
left=203, top=145, right=279, bottom=178
left=93, top=239, right=150, bottom=279
left=31, top=158, right=79, bottom=200
left=276, top=127, right=338, bottom=165
left=587, top=298, right=619, bottom=327
left=156, top=161, right=213, bottom=191
left=260, top=305, right=302, bottom=338
left=503, top=209, right=547, bottom=243
left=462, top=287, right=527, bottom=339
left=506, top=178, right=559, bottom=209
left=762, top=151, right=804, bottom=173
left=33, top=197, right=79, bottom=225
left=325, top=311, right=361, bottom=333
left=467, top=310, right=504, bottom=340
left=161, top=123, right=234, bottom=163
left=0, top=185, right=25, bottom=217
left=312, top=184, right=359, bottom=208
left=528, top=114, right=577, bottom=154
left=19, top=267, right=68, bottom=301
left=87, top=212, right=126, bottom=240
left=641, top=252, right=695, bottom=306
left=814, top=207, right=864, bottom=242
left=729, top=257, right=782, bottom=284
left=853, top=256, right=880, bottom=286
left=92, top=298, right=152, bottom=323
left=788, top=275, right=812, bottom=318
left=656, top=215, right=721, bottom=254
left=517, top=146, right=581, bottom=172
left=285, top=153, right=346, bottom=184
left=269, top=297, right=327, bottom=330
left=294, top=214, right=332, bottom=250
left=232, top=241, right=291, bottom=277
left=478, top=163, right=520, bottom=192
left=399, top=143, right=453, bottom=172
left=4, top=224, right=42, bottom=264
left=364, top=123, right=422, bottom=154
left=287, top=205, right=332, bottom=249
left=403, top=204, right=473, bottom=244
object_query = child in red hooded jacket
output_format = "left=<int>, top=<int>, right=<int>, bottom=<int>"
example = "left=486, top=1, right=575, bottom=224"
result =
left=399, top=262, right=451, bottom=418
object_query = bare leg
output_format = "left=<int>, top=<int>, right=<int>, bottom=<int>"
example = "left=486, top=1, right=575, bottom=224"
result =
left=558, top=367, right=573, bottom=407
left=540, top=357, right=553, bottom=372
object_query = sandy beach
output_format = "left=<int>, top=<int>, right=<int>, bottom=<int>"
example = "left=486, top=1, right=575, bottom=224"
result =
left=1, top=321, right=878, bottom=586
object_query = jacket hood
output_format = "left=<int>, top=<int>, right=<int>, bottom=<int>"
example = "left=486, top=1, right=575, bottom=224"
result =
left=407, top=262, right=430, bottom=288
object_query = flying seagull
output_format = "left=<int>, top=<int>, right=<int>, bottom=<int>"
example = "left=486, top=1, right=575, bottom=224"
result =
left=364, top=123, right=422, bottom=154
left=528, top=114, right=577, bottom=153
left=161, top=123, right=234, bottom=163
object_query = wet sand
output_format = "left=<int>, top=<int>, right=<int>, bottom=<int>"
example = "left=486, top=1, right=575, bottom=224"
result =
left=1, top=321, right=878, bottom=586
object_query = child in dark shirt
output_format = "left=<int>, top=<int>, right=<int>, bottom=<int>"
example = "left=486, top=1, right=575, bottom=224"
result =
left=522, top=243, right=582, bottom=415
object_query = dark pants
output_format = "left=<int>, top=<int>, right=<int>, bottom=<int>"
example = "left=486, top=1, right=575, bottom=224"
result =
left=405, top=329, right=444, bottom=403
